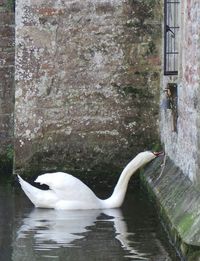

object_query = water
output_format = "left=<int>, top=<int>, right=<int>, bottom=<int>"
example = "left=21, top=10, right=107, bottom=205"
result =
left=0, top=184, right=180, bottom=261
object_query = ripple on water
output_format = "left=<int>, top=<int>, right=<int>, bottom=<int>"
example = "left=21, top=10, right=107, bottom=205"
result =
left=0, top=186, right=180, bottom=261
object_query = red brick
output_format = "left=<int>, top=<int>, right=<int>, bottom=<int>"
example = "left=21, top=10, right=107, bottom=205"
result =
left=36, top=7, right=64, bottom=16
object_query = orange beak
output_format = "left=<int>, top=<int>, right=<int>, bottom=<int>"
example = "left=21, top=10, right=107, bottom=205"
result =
left=153, top=151, right=164, bottom=157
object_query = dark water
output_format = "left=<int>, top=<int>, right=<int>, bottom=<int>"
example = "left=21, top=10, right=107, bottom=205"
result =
left=0, top=185, right=180, bottom=261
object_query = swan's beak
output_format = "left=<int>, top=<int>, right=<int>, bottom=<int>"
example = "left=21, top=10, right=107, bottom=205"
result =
left=153, top=151, right=164, bottom=157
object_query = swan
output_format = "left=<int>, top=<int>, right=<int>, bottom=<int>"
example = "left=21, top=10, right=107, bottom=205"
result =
left=18, top=151, right=161, bottom=210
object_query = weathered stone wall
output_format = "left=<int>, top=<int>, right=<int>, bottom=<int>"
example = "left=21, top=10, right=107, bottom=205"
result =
left=15, top=0, right=162, bottom=176
left=161, top=0, right=200, bottom=183
left=142, top=156, right=200, bottom=260
left=0, top=0, right=15, bottom=168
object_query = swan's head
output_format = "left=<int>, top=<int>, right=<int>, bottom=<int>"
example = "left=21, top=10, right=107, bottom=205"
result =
left=134, top=151, right=163, bottom=166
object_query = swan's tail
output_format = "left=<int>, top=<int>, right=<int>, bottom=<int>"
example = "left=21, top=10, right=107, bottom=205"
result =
left=18, top=175, right=42, bottom=207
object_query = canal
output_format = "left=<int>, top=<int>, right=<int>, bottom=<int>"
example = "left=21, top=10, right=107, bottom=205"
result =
left=0, top=184, right=180, bottom=261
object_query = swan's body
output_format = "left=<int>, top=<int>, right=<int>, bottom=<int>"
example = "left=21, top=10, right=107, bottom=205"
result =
left=18, top=151, right=158, bottom=210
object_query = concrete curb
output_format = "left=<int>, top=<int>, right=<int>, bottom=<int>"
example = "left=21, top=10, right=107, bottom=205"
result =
left=141, top=156, right=200, bottom=261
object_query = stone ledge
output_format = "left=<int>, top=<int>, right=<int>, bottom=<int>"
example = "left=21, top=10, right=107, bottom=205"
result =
left=141, top=156, right=200, bottom=261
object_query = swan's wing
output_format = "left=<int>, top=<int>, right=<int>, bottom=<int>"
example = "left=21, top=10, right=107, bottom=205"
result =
left=18, top=175, right=58, bottom=208
left=35, top=172, right=99, bottom=203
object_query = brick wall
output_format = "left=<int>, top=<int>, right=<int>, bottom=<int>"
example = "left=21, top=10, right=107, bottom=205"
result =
left=15, top=0, right=162, bottom=176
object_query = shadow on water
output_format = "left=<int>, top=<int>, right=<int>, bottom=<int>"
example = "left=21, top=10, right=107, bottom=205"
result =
left=0, top=185, right=181, bottom=261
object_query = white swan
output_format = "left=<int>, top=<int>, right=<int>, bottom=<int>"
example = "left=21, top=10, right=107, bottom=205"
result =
left=18, top=151, right=161, bottom=210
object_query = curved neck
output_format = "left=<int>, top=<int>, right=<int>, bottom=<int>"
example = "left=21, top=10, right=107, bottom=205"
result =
left=102, top=157, right=142, bottom=209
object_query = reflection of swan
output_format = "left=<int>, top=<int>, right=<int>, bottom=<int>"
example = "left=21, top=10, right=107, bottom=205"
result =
left=18, top=151, right=160, bottom=210
left=104, top=209, right=148, bottom=260
left=17, top=208, right=147, bottom=259
left=17, top=209, right=101, bottom=249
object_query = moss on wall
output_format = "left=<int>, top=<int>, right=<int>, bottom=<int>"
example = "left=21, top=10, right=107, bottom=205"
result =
left=0, top=144, right=13, bottom=181
left=6, top=0, right=15, bottom=11
left=141, top=156, right=200, bottom=260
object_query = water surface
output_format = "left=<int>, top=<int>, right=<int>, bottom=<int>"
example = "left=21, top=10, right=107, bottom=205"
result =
left=0, top=185, right=180, bottom=261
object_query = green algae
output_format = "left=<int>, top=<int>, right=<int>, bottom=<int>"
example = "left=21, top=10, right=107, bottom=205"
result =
left=140, top=156, right=200, bottom=260
left=177, top=213, right=196, bottom=237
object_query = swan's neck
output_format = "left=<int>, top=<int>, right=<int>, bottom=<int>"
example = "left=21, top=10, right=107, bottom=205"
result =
left=102, top=157, right=142, bottom=209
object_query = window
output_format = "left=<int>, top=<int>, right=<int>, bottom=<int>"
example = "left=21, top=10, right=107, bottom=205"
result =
left=164, top=1, right=180, bottom=75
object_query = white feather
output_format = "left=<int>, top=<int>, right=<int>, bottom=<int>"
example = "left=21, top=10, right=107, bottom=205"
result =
left=18, top=151, right=156, bottom=210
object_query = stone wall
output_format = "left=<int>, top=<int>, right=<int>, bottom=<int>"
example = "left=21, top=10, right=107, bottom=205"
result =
left=15, top=0, right=162, bottom=176
left=0, top=0, right=15, bottom=170
left=161, top=0, right=200, bottom=183
left=142, top=156, right=200, bottom=260
left=146, top=0, right=200, bottom=257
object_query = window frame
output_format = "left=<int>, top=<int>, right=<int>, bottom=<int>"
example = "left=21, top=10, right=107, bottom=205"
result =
left=164, top=0, right=180, bottom=76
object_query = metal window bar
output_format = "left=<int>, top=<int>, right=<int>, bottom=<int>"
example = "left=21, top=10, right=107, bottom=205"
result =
left=164, top=0, right=180, bottom=75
